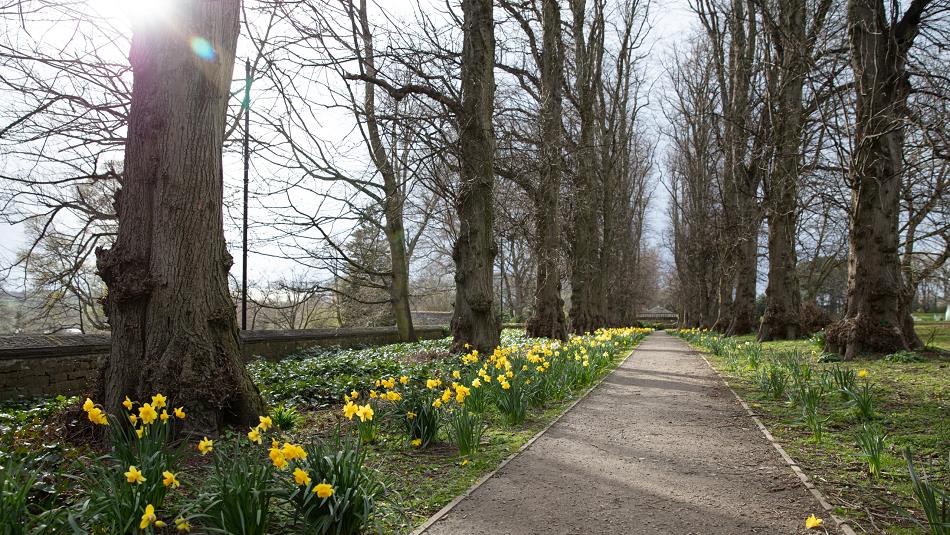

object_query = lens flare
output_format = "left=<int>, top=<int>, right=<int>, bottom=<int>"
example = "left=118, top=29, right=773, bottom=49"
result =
left=189, top=37, right=216, bottom=61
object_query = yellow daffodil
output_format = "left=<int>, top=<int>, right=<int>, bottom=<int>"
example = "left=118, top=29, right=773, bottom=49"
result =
left=406, top=411, right=417, bottom=420
left=139, top=403, right=158, bottom=425
left=400, top=375, right=409, bottom=385
left=129, top=414, right=138, bottom=425
left=369, top=390, right=378, bottom=399
left=258, top=415, right=272, bottom=431
left=173, top=406, right=186, bottom=419
left=355, top=404, right=374, bottom=422
left=160, top=410, right=169, bottom=421
left=472, top=378, right=481, bottom=388
left=452, top=370, right=461, bottom=379
left=282, top=442, right=307, bottom=461
left=122, top=396, right=133, bottom=410
left=175, top=517, right=192, bottom=532
left=248, top=426, right=262, bottom=444
left=125, top=465, right=146, bottom=484
left=82, top=398, right=95, bottom=412
left=411, top=438, right=422, bottom=448
left=136, top=427, right=144, bottom=439
left=386, top=391, right=401, bottom=402
left=426, top=378, right=441, bottom=389
left=139, top=504, right=158, bottom=529
left=162, top=471, right=180, bottom=488
left=87, top=407, right=109, bottom=425
left=805, top=514, right=823, bottom=529
left=432, top=399, right=442, bottom=408
left=151, top=393, right=167, bottom=409
left=198, top=437, right=213, bottom=455
left=349, top=390, right=359, bottom=400
left=314, top=482, right=334, bottom=498
left=269, top=445, right=288, bottom=470
left=343, top=402, right=359, bottom=420
left=858, top=369, right=868, bottom=378
left=501, top=381, right=511, bottom=390
left=293, top=467, right=311, bottom=486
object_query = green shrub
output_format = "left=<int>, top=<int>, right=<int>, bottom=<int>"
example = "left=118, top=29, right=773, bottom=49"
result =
left=285, top=437, right=384, bottom=535
left=856, top=424, right=886, bottom=478
left=201, top=439, right=274, bottom=535
left=829, top=365, right=856, bottom=401
left=903, top=448, right=949, bottom=535
left=448, top=406, right=486, bottom=456
left=884, top=350, right=924, bottom=363
left=798, top=385, right=826, bottom=443
left=845, top=380, right=876, bottom=422
left=269, top=404, right=301, bottom=431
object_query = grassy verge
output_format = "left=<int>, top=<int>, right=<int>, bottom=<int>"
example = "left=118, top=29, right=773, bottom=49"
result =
left=915, top=321, right=950, bottom=351
left=674, top=332, right=948, bottom=534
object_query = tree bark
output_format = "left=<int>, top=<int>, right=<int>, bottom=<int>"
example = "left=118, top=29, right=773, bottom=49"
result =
left=95, top=0, right=264, bottom=433
left=824, top=0, right=930, bottom=358
left=357, top=0, right=416, bottom=342
left=758, top=0, right=806, bottom=341
left=728, top=220, right=759, bottom=334
left=451, top=0, right=500, bottom=354
left=569, top=0, right=605, bottom=335
left=526, top=0, right=568, bottom=341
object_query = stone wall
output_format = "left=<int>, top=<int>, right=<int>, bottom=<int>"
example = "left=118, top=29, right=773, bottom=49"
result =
left=0, top=326, right=448, bottom=400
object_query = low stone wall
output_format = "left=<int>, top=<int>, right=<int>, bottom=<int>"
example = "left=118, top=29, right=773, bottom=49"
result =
left=0, top=326, right=448, bottom=400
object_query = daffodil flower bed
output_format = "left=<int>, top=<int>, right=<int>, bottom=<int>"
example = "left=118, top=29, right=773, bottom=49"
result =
left=670, top=328, right=950, bottom=533
left=1, top=327, right=651, bottom=534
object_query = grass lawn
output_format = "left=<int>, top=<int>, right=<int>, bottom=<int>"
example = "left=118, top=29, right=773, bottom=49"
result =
left=915, top=321, right=950, bottom=351
left=688, top=333, right=949, bottom=534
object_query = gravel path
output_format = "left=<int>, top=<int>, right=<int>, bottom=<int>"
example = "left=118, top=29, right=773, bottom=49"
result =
left=420, top=331, right=836, bottom=535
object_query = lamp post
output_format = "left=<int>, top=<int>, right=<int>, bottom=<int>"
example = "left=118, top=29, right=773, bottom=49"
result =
left=241, top=60, right=251, bottom=331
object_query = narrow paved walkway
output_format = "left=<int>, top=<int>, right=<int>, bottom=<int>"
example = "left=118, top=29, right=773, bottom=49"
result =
left=422, top=332, right=834, bottom=534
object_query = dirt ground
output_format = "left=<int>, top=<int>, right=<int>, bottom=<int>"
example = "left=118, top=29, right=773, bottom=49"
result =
left=420, top=332, right=838, bottom=535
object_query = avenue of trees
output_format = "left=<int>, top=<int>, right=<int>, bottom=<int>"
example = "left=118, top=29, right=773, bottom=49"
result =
left=1, top=0, right=948, bottom=430
left=0, top=0, right=657, bottom=431
left=665, top=0, right=950, bottom=358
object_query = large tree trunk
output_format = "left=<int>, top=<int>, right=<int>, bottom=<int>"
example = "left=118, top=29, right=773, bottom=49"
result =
left=824, top=0, right=929, bottom=358
left=358, top=0, right=416, bottom=342
left=758, top=0, right=805, bottom=341
left=569, top=0, right=605, bottom=335
left=95, top=0, right=263, bottom=433
left=451, top=0, right=500, bottom=354
left=526, top=0, right=568, bottom=341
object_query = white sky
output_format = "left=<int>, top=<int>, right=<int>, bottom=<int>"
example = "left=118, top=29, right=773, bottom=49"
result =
left=0, top=0, right=697, bottom=289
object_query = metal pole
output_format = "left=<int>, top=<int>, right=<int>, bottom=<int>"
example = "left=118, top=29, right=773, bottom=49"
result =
left=241, top=60, right=251, bottom=331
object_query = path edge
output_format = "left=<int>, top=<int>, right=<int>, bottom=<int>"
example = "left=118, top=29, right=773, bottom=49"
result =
left=409, top=342, right=642, bottom=535
left=692, top=345, right=858, bottom=535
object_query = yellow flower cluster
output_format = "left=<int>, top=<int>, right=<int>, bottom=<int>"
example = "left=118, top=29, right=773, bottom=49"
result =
left=247, top=415, right=273, bottom=444
left=342, top=401, right=375, bottom=422
left=267, top=439, right=307, bottom=470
